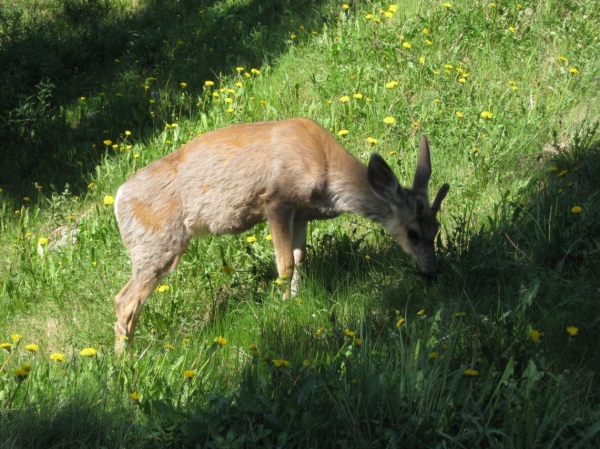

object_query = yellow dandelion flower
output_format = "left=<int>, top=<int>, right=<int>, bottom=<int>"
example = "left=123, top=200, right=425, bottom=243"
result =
left=422, top=28, right=429, bottom=35
left=342, top=4, right=349, bottom=9
left=205, top=80, right=215, bottom=87
left=50, top=353, right=66, bottom=361
left=402, top=42, right=412, bottom=49
left=385, top=81, right=399, bottom=88
left=184, top=370, right=196, bottom=379
left=568, top=67, right=579, bottom=74
left=458, top=77, right=466, bottom=83
left=396, top=317, right=405, bottom=327
left=156, top=285, right=169, bottom=293
left=344, top=329, right=355, bottom=337
left=443, top=3, right=452, bottom=9
left=337, top=129, right=349, bottom=136
left=80, top=347, right=98, bottom=357
left=354, top=337, right=362, bottom=346
left=425, top=39, right=432, bottom=45
left=571, top=206, right=582, bottom=214
left=339, top=95, right=350, bottom=103
left=508, top=26, right=516, bottom=33
left=248, top=344, right=258, bottom=351
left=365, top=13, right=374, bottom=19
left=567, top=326, right=578, bottom=337
left=428, top=351, right=438, bottom=359
left=11, top=334, right=21, bottom=343
left=417, top=309, right=425, bottom=315
left=130, top=392, right=141, bottom=400
left=164, top=344, right=174, bottom=350
left=480, top=111, right=493, bottom=119
left=250, top=68, right=261, bottom=75
left=103, top=195, right=115, bottom=206
left=383, top=116, right=396, bottom=125
left=177, top=39, right=184, bottom=45
left=1, top=343, right=12, bottom=350
left=353, top=93, right=363, bottom=99
left=14, top=368, right=29, bottom=379
left=557, top=56, right=567, bottom=62
left=214, top=336, right=227, bottom=346
left=25, top=344, right=39, bottom=352
left=180, top=82, right=187, bottom=88
left=455, top=111, right=464, bottom=118
left=530, top=330, right=541, bottom=343
left=272, top=359, right=291, bottom=367
left=463, top=368, right=479, bottom=377
left=384, top=11, right=393, bottom=18
left=103, top=140, right=112, bottom=146
left=38, top=237, right=48, bottom=246
left=316, top=327, right=326, bottom=336
left=246, top=236, right=257, bottom=243
left=367, top=137, right=379, bottom=145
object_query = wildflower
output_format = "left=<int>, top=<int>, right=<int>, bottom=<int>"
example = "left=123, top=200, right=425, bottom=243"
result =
left=396, top=317, right=405, bottom=327
left=443, top=3, right=452, bottom=8
left=303, top=359, right=311, bottom=367
left=512, top=86, right=519, bottom=91
left=80, top=96, right=86, bottom=101
left=246, top=236, right=257, bottom=243
left=389, top=5, right=398, bottom=12
left=530, top=330, right=541, bottom=343
left=164, top=344, right=174, bottom=350
left=366, top=137, right=379, bottom=145
left=156, top=285, right=169, bottom=293
left=473, top=147, right=478, bottom=153
left=425, top=39, right=432, bottom=45
left=48, top=352, right=66, bottom=362
left=133, top=154, right=139, bottom=159
left=130, top=392, right=141, bottom=400
left=385, top=81, right=398, bottom=88
left=11, top=334, right=21, bottom=343
left=88, top=182, right=95, bottom=189
left=402, top=42, right=412, bottom=49
left=558, top=170, right=568, bottom=177
left=342, top=4, right=349, bottom=9
left=250, top=68, right=261, bottom=75
left=458, top=77, right=466, bottom=83
left=550, top=166, right=558, bottom=172
left=0, top=343, right=11, bottom=351
left=339, top=95, right=350, bottom=103
left=235, top=66, right=244, bottom=72
left=38, top=237, right=49, bottom=246
left=508, top=26, right=516, bottom=33
left=235, top=82, right=243, bottom=87
left=571, top=206, right=582, bottom=214
left=567, top=326, right=578, bottom=337
left=184, top=370, right=196, bottom=379
left=272, top=359, right=290, bottom=367
left=354, top=337, right=362, bottom=346
left=365, top=13, right=374, bottom=19
left=205, top=80, right=215, bottom=87
left=383, top=116, right=396, bottom=125
left=417, top=309, right=425, bottom=315
left=422, top=28, right=429, bottom=35
left=344, top=329, right=355, bottom=337
left=353, top=93, right=363, bottom=99
left=337, top=129, right=349, bottom=136
left=25, top=344, right=39, bottom=352
left=454, top=312, right=466, bottom=317
left=568, top=67, right=579, bottom=74
left=180, top=82, right=187, bottom=88
left=220, top=265, right=234, bottom=274
left=103, top=139, right=112, bottom=146
left=455, top=111, right=464, bottom=118
left=463, top=368, right=479, bottom=377
left=103, top=195, right=115, bottom=206
left=248, top=344, right=258, bottom=351
left=214, top=336, right=228, bottom=346
left=557, top=56, right=567, bottom=62
left=14, top=368, right=29, bottom=379
left=428, top=351, right=438, bottom=359
left=265, top=234, right=273, bottom=241
left=316, top=327, right=326, bottom=336
left=80, top=347, right=98, bottom=357
left=412, top=121, right=419, bottom=127
left=480, top=111, right=493, bottom=119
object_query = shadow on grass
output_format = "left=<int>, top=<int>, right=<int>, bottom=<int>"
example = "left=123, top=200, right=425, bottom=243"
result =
left=0, top=0, right=327, bottom=199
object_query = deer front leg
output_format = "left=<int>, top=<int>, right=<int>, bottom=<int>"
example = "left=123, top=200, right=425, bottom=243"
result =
left=267, top=205, right=295, bottom=299
left=291, top=220, right=308, bottom=296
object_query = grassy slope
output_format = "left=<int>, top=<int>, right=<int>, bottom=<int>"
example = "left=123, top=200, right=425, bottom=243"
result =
left=1, top=0, right=600, bottom=447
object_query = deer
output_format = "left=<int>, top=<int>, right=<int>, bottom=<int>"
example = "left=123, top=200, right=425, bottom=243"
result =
left=112, top=118, right=449, bottom=353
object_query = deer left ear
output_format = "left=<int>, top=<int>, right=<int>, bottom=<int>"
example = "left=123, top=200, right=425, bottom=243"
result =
left=368, top=152, right=404, bottom=205
left=412, top=134, right=432, bottom=196
left=431, top=183, right=450, bottom=213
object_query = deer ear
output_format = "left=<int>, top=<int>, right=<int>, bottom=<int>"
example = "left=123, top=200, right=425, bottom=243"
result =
left=412, top=134, right=432, bottom=195
left=368, top=153, right=403, bottom=205
left=431, top=183, right=450, bottom=213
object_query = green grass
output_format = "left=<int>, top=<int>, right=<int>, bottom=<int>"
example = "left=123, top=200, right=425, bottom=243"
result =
left=1, top=0, right=600, bottom=447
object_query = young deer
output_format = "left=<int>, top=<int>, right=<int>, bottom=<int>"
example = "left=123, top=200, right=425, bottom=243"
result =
left=113, top=118, right=449, bottom=353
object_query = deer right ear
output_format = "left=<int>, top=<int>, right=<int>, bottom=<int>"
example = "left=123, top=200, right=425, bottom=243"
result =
left=368, top=153, right=404, bottom=205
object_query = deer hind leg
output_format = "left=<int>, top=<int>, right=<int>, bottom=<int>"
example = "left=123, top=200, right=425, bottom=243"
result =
left=114, top=245, right=184, bottom=354
left=267, top=205, right=295, bottom=299
left=291, top=220, right=308, bottom=296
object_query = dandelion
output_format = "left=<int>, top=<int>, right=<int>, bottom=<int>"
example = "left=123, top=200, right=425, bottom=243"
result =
left=455, top=111, right=464, bottom=118
left=558, top=170, right=568, bottom=177
left=354, top=337, right=362, bottom=346
left=428, top=351, right=438, bottom=359
left=235, top=66, right=244, bottom=72
left=80, top=347, right=98, bottom=357
left=184, top=370, right=196, bottom=379
left=11, top=334, right=21, bottom=343
left=303, top=359, right=311, bottom=367
left=50, top=353, right=66, bottom=362
left=0, top=343, right=11, bottom=351
left=417, top=309, right=425, bottom=315
left=103, top=140, right=112, bottom=146
left=396, top=317, right=405, bottom=327
left=443, top=3, right=452, bottom=9
left=571, top=206, right=582, bottom=214
left=344, top=329, right=355, bottom=337
left=385, top=81, right=398, bottom=88
left=246, top=236, right=257, bottom=243
left=473, top=147, right=479, bottom=153
left=367, top=137, right=379, bottom=145
left=250, top=68, right=261, bottom=75
left=342, top=4, right=349, bottom=9
left=316, top=327, right=326, bottom=336
left=272, top=359, right=290, bottom=367
left=339, top=95, right=350, bottom=103
left=557, top=56, right=567, bottom=62
left=337, top=129, right=349, bottom=136
left=38, top=237, right=48, bottom=246
left=156, top=285, right=170, bottom=293
left=353, top=93, right=363, bottom=99
left=248, top=344, right=258, bottom=351
left=403, top=42, right=412, bottom=49
left=14, top=368, right=29, bottom=379
left=25, top=344, right=39, bottom=352
left=508, top=26, right=516, bottom=33
left=235, top=82, right=243, bottom=87
left=568, top=67, right=579, bottom=74
left=567, top=326, right=578, bottom=337
left=425, top=39, right=432, bottom=45
left=412, top=121, right=419, bottom=127
left=458, top=78, right=466, bottom=83
left=225, top=97, right=234, bottom=103
left=205, top=80, right=215, bottom=87
left=164, top=344, right=174, bottom=350
left=455, top=312, right=466, bottom=317
left=130, top=392, right=141, bottom=400
left=463, top=368, right=479, bottom=377
left=419, top=57, right=425, bottom=64
left=550, top=166, right=558, bottom=172
left=422, top=28, right=429, bottom=35
left=133, top=154, right=139, bottom=159
left=383, top=116, right=396, bottom=125
left=177, top=39, right=184, bottom=45
left=214, top=336, right=228, bottom=346
left=480, top=111, right=493, bottom=119
left=389, top=4, right=398, bottom=12
left=103, top=195, right=115, bottom=206
left=530, top=330, right=541, bottom=343
left=180, top=82, right=187, bottom=88
left=365, top=13, right=374, bottom=19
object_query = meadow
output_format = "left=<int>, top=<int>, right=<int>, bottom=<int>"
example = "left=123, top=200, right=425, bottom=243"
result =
left=1, top=0, right=600, bottom=447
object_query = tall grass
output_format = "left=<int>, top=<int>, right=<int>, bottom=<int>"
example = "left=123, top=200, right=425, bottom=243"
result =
left=1, top=0, right=600, bottom=447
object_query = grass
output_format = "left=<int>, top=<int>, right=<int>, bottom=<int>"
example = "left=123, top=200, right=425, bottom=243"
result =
left=1, top=0, right=600, bottom=447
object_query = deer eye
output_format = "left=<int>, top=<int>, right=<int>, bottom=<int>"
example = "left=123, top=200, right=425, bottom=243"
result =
left=407, top=229, right=420, bottom=242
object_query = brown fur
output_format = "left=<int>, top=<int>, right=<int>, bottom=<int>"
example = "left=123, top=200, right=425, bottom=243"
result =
left=112, top=118, right=449, bottom=353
